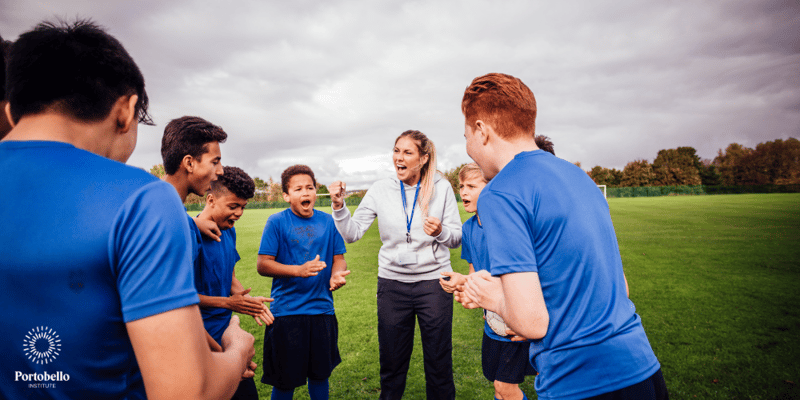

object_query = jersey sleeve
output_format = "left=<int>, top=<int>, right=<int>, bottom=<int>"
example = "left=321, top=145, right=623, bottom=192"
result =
left=479, top=189, right=539, bottom=276
left=258, top=214, right=282, bottom=256
left=109, top=181, right=200, bottom=323
left=332, top=220, right=347, bottom=256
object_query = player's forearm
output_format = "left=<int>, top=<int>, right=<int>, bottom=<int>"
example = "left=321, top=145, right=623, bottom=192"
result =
left=198, top=294, right=230, bottom=310
left=331, top=255, right=347, bottom=275
left=199, top=344, right=250, bottom=400
left=231, top=274, right=245, bottom=294
left=257, top=256, right=300, bottom=278
left=127, top=306, right=249, bottom=400
left=499, top=272, right=549, bottom=339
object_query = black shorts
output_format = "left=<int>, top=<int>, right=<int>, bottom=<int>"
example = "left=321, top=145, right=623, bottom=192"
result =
left=585, top=369, right=669, bottom=400
left=482, top=332, right=537, bottom=384
left=261, top=314, right=341, bottom=391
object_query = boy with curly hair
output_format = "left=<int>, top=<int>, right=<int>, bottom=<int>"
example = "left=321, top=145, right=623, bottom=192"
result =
left=196, top=166, right=274, bottom=399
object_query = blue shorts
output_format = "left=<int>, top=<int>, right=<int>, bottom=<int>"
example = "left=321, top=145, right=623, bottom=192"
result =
left=482, top=332, right=537, bottom=384
left=261, top=314, right=341, bottom=391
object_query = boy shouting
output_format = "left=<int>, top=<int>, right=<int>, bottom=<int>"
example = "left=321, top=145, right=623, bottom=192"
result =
left=257, top=165, right=350, bottom=400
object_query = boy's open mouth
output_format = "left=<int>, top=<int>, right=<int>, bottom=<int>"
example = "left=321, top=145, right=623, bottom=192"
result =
left=301, top=200, right=312, bottom=207
left=463, top=199, right=471, bottom=207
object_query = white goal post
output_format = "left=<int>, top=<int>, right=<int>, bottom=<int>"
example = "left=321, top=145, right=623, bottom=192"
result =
left=597, top=185, right=607, bottom=199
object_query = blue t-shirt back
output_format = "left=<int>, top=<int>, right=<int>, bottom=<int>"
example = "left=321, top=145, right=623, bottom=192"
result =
left=258, top=209, right=347, bottom=317
left=461, top=215, right=514, bottom=343
left=197, top=228, right=241, bottom=345
left=478, top=150, right=660, bottom=400
left=0, top=141, right=199, bottom=400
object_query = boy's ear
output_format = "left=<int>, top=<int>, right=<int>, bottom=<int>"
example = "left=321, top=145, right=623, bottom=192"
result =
left=206, top=192, right=215, bottom=206
left=181, top=155, right=195, bottom=173
left=282, top=191, right=291, bottom=203
left=475, top=120, right=490, bottom=146
left=115, top=94, right=138, bottom=133
left=3, top=102, right=15, bottom=129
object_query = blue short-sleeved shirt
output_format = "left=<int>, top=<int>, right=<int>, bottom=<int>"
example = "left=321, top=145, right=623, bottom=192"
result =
left=197, top=228, right=241, bottom=345
left=478, top=150, right=660, bottom=400
left=0, top=141, right=199, bottom=400
left=258, top=209, right=347, bottom=317
left=187, top=214, right=204, bottom=271
left=461, top=215, right=514, bottom=343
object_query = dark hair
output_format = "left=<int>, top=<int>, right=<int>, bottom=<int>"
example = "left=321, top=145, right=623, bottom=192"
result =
left=462, top=73, right=536, bottom=140
left=211, top=166, right=255, bottom=200
left=0, top=33, right=7, bottom=101
left=6, top=19, right=152, bottom=125
left=281, top=165, right=316, bottom=194
left=535, top=135, right=555, bottom=156
left=161, top=116, right=227, bottom=175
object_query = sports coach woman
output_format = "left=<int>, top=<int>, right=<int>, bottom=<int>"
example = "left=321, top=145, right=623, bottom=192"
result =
left=330, top=130, right=462, bottom=400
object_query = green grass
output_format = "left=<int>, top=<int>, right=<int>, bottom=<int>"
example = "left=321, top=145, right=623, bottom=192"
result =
left=219, top=193, right=800, bottom=399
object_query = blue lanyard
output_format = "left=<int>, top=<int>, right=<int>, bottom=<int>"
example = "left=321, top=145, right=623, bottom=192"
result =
left=401, top=180, right=421, bottom=243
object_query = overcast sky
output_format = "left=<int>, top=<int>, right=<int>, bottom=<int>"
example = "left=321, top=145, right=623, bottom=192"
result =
left=2, top=0, right=798, bottom=189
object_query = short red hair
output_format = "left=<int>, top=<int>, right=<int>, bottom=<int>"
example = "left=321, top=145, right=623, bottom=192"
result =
left=461, top=73, right=537, bottom=140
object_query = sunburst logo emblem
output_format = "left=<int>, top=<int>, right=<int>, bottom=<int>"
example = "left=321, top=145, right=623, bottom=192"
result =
left=23, top=326, right=61, bottom=365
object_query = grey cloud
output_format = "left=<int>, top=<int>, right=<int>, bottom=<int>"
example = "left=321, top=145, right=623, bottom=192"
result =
left=2, top=0, right=798, bottom=179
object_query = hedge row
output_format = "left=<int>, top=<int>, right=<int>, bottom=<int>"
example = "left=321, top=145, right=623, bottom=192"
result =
left=185, top=196, right=363, bottom=211
left=605, top=184, right=800, bottom=198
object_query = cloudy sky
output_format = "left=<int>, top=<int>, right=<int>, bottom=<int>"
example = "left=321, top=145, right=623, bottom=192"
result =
left=2, top=0, right=798, bottom=189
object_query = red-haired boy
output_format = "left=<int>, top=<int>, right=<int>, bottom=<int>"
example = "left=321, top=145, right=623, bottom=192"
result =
left=456, top=73, right=667, bottom=400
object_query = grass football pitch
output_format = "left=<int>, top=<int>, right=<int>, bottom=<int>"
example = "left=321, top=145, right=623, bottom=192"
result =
left=220, top=193, right=800, bottom=399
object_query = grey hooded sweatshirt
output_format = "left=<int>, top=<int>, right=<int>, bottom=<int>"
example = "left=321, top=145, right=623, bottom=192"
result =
left=332, top=174, right=462, bottom=282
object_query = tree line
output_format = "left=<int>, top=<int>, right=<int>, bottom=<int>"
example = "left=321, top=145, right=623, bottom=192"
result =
left=147, top=167, right=353, bottom=205
left=442, top=137, right=799, bottom=192
left=150, top=136, right=798, bottom=204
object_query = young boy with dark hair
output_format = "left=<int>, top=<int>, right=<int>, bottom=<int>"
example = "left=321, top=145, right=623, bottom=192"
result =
left=256, top=164, right=351, bottom=400
left=196, top=165, right=274, bottom=400
left=441, top=163, right=535, bottom=400
left=161, top=115, right=229, bottom=351
left=456, top=73, right=667, bottom=400
left=0, top=19, right=253, bottom=400
left=161, top=115, right=227, bottom=254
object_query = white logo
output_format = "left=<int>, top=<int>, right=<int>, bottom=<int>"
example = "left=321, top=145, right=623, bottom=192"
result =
left=23, top=326, right=61, bottom=365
